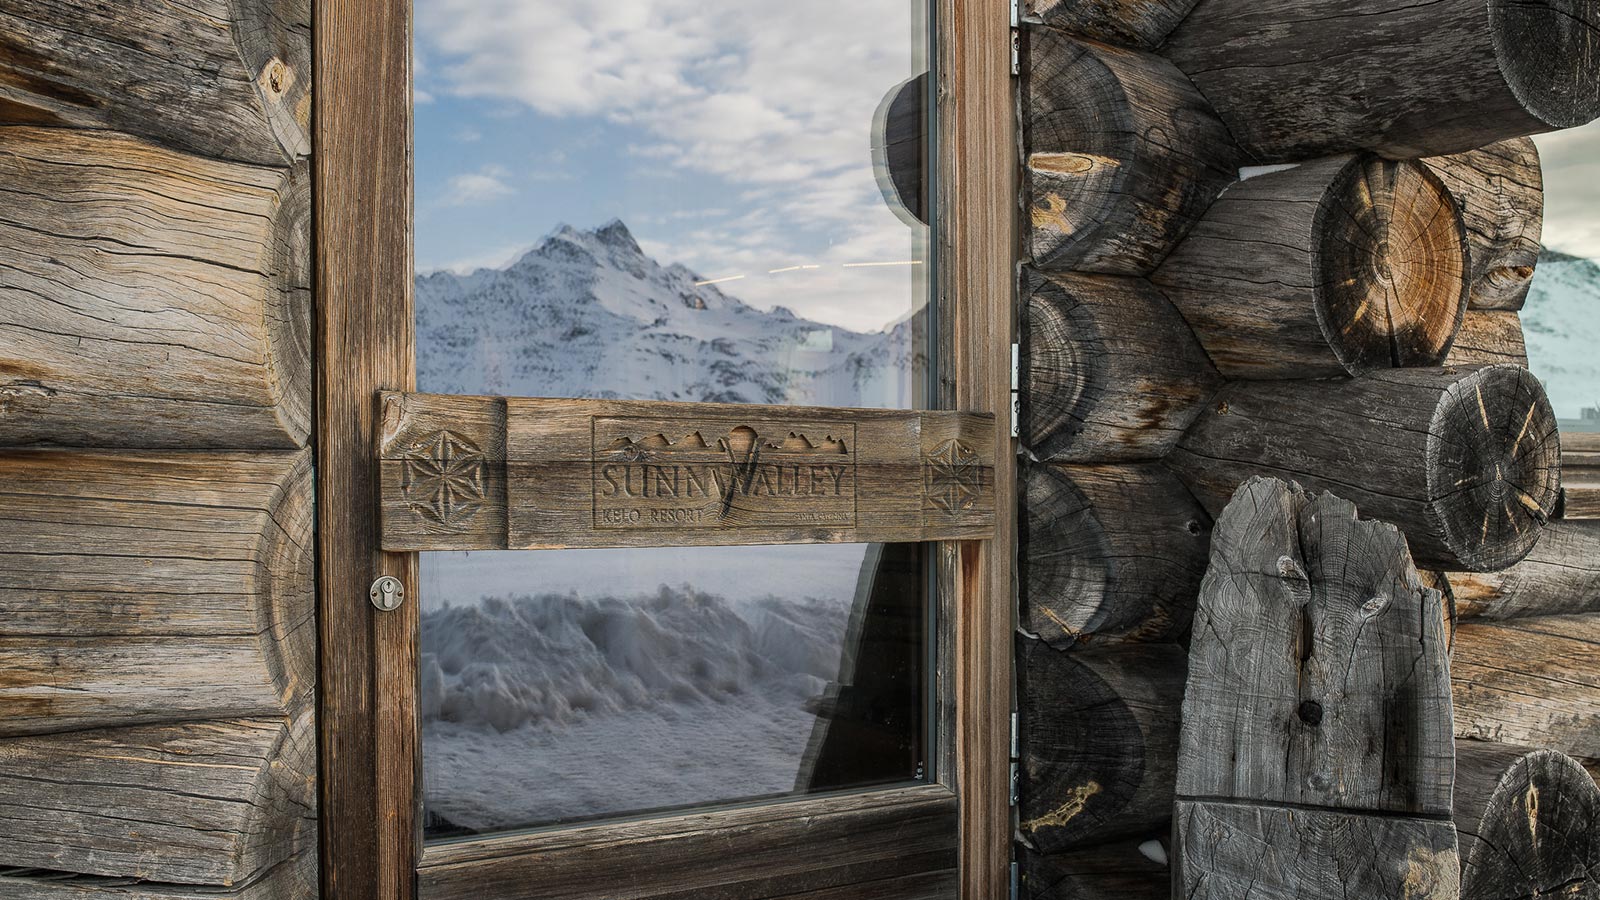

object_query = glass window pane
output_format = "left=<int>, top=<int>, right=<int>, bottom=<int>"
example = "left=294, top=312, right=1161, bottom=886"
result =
left=1528, top=123, right=1600, bottom=433
left=413, top=0, right=935, bottom=841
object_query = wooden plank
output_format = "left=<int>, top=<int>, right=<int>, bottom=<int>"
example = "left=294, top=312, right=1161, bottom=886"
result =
left=376, top=392, right=997, bottom=550
left=1563, top=435, right=1600, bottom=519
left=0, top=127, right=311, bottom=450
left=418, top=786, right=958, bottom=900
left=0, top=0, right=309, bottom=166
left=1174, top=800, right=1460, bottom=900
left=0, top=450, right=311, bottom=735
left=0, top=713, right=315, bottom=887
left=314, top=0, right=416, bottom=894
left=1452, top=614, right=1600, bottom=761
left=936, top=3, right=1016, bottom=897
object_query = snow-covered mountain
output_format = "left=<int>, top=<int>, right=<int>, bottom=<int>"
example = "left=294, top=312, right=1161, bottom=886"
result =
left=416, top=220, right=921, bottom=408
left=1524, top=248, right=1600, bottom=424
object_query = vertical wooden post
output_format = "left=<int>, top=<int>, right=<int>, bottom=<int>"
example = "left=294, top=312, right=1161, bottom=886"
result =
left=937, top=0, right=1017, bottom=896
left=315, top=0, right=419, bottom=897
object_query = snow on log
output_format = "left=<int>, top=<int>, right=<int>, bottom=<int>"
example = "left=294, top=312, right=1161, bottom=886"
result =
left=1019, top=270, right=1220, bottom=461
left=0, top=713, right=315, bottom=887
left=1446, top=520, right=1600, bottom=621
left=1017, top=638, right=1185, bottom=853
left=0, top=128, right=311, bottom=449
left=1162, top=0, right=1600, bottom=161
left=1020, top=463, right=1209, bottom=650
left=1171, top=365, right=1562, bottom=572
left=1174, top=477, right=1459, bottom=900
left=1020, top=0, right=1200, bottom=50
left=1022, top=29, right=1241, bottom=275
left=1452, top=615, right=1600, bottom=763
left=1454, top=742, right=1600, bottom=900
left=0, top=451, right=312, bottom=736
left=1423, top=139, right=1545, bottom=311
left=1151, top=154, right=1469, bottom=379
left=0, top=0, right=309, bottom=165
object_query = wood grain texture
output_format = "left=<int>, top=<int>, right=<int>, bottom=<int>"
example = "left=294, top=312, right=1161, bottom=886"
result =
left=0, top=450, right=311, bottom=735
left=1019, top=270, right=1219, bottom=461
left=376, top=392, right=996, bottom=550
left=1170, top=365, right=1562, bottom=571
left=418, top=785, right=957, bottom=900
left=1454, top=742, right=1600, bottom=900
left=1452, top=614, right=1600, bottom=762
left=1423, top=139, right=1545, bottom=311
left=1446, top=520, right=1600, bottom=620
left=1019, top=463, right=1209, bottom=649
left=1019, top=839, right=1168, bottom=899
left=1022, top=28, right=1240, bottom=275
left=1162, top=0, right=1600, bottom=161
left=1174, top=800, right=1460, bottom=900
left=935, top=2, right=1016, bottom=894
left=0, top=127, right=311, bottom=450
left=0, top=0, right=309, bottom=165
left=1446, top=310, right=1529, bottom=367
left=0, top=854, right=314, bottom=900
left=1178, top=477, right=1456, bottom=814
left=1151, top=155, right=1470, bottom=380
left=0, top=713, right=315, bottom=887
left=1021, top=0, right=1200, bottom=49
left=1017, top=638, right=1185, bottom=852
left=314, top=0, right=416, bottom=894
left=1564, top=432, right=1600, bottom=520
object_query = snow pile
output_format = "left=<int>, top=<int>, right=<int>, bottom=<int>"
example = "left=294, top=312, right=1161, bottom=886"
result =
left=419, top=586, right=849, bottom=734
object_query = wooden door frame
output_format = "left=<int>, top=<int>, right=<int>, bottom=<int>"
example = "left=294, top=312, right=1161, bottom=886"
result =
left=313, top=0, right=1015, bottom=896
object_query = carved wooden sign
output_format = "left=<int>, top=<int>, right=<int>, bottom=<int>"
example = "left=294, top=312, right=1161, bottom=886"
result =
left=377, top=392, right=997, bottom=550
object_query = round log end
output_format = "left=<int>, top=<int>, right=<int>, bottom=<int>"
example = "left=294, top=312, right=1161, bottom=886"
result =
left=267, top=160, right=313, bottom=445
left=1429, top=364, right=1561, bottom=572
left=1315, top=157, right=1469, bottom=375
left=1458, top=745, right=1600, bottom=900
left=231, top=0, right=313, bottom=159
left=1492, top=0, right=1600, bottom=131
left=258, top=450, right=315, bottom=708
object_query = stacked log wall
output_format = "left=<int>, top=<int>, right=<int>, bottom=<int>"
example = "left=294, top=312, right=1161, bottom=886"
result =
left=1017, top=1, right=1600, bottom=897
left=0, top=0, right=316, bottom=895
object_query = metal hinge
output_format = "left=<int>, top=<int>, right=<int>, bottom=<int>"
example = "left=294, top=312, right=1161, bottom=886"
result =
left=1011, top=861, right=1021, bottom=900
left=1010, top=342, right=1020, bottom=438
left=1010, top=0, right=1021, bottom=75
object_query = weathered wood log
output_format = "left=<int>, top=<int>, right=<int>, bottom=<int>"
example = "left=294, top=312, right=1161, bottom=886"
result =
left=1171, top=364, right=1562, bottom=571
left=1564, top=433, right=1600, bottom=520
left=1017, top=638, right=1185, bottom=853
left=0, top=856, right=316, bottom=900
left=0, top=450, right=312, bottom=736
left=0, top=128, right=312, bottom=449
left=0, top=0, right=310, bottom=166
left=1022, top=0, right=1199, bottom=50
left=1423, top=139, right=1544, bottom=311
left=1150, top=155, right=1470, bottom=379
left=1020, top=463, right=1209, bottom=649
left=1174, top=477, right=1459, bottom=900
left=1021, top=838, right=1168, bottom=899
left=0, top=713, right=315, bottom=886
left=1446, top=521, right=1600, bottom=620
left=1446, top=310, right=1528, bottom=367
left=1162, top=0, right=1600, bottom=162
left=1019, top=270, right=1220, bottom=461
left=1454, top=742, right=1600, bottom=900
left=1022, top=29, right=1241, bottom=275
left=1453, top=615, right=1600, bottom=762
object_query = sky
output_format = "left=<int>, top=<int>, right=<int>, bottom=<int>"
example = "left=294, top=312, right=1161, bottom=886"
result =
left=413, top=0, right=930, bottom=333
left=1532, top=120, right=1600, bottom=261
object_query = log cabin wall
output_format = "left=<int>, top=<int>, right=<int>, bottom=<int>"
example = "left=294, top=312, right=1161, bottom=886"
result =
left=0, top=0, right=317, bottom=897
left=1015, top=1, right=1600, bottom=897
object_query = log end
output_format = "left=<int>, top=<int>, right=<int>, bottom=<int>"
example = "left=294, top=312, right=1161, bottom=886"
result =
left=1315, top=157, right=1469, bottom=375
left=230, top=0, right=313, bottom=159
left=266, top=159, right=313, bottom=446
left=1428, top=364, right=1561, bottom=572
left=1456, top=744, right=1600, bottom=900
left=1492, top=0, right=1600, bottom=132
left=258, top=450, right=315, bottom=709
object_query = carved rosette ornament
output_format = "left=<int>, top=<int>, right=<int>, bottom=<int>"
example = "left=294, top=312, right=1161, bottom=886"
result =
left=926, top=438, right=983, bottom=516
left=400, top=430, right=488, bottom=531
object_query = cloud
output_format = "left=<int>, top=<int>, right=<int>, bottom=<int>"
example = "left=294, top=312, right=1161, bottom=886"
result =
left=1534, top=122, right=1600, bottom=259
left=445, top=164, right=517, bottom=206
